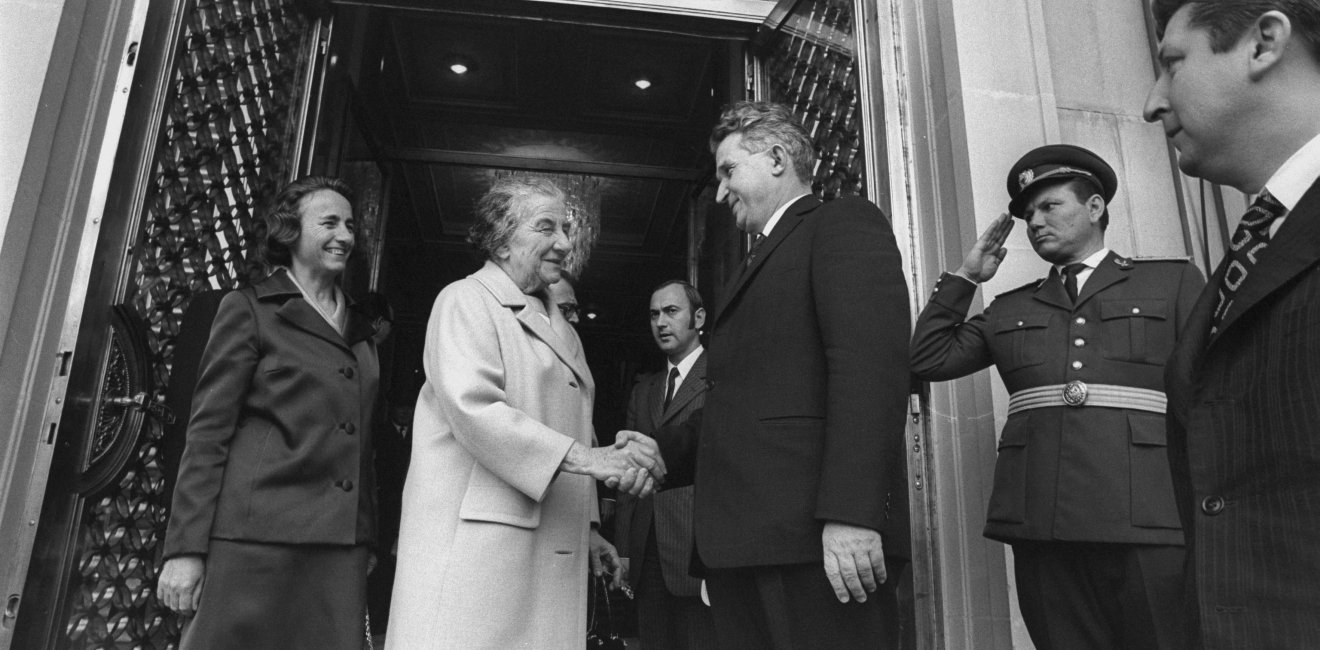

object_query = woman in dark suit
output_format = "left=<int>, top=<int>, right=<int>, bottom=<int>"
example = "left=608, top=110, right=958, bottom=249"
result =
left=158, top=176, right=379, bottom=649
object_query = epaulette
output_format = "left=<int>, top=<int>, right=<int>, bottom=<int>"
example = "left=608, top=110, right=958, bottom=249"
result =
left=995, top=278, right=1044, bottom=299
left=1129, top=255, right=1193, bottom=263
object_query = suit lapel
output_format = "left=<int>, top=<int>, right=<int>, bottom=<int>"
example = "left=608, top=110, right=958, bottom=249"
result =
left=1208, top=179, right=1320, bottom=349
left=473, top=262, right=593, bottom=386
left=660, top=352, right=707, bottom=425
left=1073, top=251, right=1130, bottom=309
left=718, top=196, right=819, bottom=325
left=1031, top=272, right=1072, bottom=311
left=646, top=371, right=665, bottom=429
left=259, top=269, right=354, bottom=351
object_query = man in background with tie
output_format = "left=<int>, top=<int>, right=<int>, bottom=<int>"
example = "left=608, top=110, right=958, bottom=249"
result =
left=1145, top=1, right=1320, bottom=646
left=614, top=280, right=716, bottom=650
left=910, top=144, right=1204, bottom=649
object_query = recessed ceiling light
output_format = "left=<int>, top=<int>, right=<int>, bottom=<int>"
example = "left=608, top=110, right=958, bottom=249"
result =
left=450, top=63, right=469, bottom=75
left=634, top=78, right=652, bottom=90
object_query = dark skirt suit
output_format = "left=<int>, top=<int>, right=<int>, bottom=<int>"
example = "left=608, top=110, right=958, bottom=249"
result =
left=163, top=269, right=379, bottom=650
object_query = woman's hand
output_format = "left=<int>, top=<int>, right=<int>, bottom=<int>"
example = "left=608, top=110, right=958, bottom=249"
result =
left=562, top=438, right=666, bottom=493
left=588, top=528, right=626, bottom=590
left=158, top=555, right=206, bottom=615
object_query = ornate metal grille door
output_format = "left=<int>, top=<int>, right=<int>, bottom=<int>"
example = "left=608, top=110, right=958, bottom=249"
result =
left=54, top=1, right=315, bottom=647
left=760, top=0, right=867, bottom=200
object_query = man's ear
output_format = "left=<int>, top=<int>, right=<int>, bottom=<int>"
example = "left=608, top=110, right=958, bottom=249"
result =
left=768, top=144, right=789, bottom=177
left=694, top=307, right=707, bottom=330
left=1248, top=10, right=1293, bottom=80
left=1088, top=195, right=1106, bottom=224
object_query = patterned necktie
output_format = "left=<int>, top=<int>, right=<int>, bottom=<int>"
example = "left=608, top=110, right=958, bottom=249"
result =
left=744, top=233, right=767, bottom=267
left=663, top=366, right=680, bottom=411
left=1210, top=190, right=1287, bottom=336
left=1061, top=262, right=1087, bottom=303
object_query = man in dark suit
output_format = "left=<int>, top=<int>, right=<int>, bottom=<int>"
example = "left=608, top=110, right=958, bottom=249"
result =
left=1144, top=1, right=1320, bottom=646
left=614, top=280, right=716, bottom=650
left=910, top=145, right=1204, bottom=649
left=621, top=101, right=912, bottom=648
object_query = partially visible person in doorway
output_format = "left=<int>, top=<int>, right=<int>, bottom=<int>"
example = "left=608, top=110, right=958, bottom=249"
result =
left=548, top=275, right=581, bottom=325
left=385, top=176, right=665, bottom=649
left=158, top=175, right=382, bottom=649
left=1145, top=0, right=1320, bottom=645
left=614, top=279, right=717, bottom=650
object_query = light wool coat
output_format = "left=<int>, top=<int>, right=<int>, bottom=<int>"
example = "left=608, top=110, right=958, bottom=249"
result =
left=386, top=261, right=598, bottom=649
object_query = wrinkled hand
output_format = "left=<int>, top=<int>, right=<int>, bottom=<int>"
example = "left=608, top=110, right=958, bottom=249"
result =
left=602, top=431, right=666, bottom=497
left=822, top=522, right=886, bottom=603
left=588, top=528, right=627, bottom=590
left=158, top=555, right=206, bottom=615
left=957, top=212, right=1014, bottom=283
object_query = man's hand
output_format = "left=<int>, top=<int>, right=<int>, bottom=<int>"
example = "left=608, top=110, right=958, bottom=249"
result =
left=613, top=430, right=667, bottom=480
left=158, top=555, right=206, bottom=615
left=822, top=522, right=886, bottom=604
left=562, top=433, right=666, bottom=493
left=957, top=212, right=1015, bottom=283
left=588, top=527, right=627, bottom=590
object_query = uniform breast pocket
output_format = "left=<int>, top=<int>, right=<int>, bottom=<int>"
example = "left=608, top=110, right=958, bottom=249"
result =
left=992, top=313, right=1051, bottom=370
left=1099, top=299, right=1170, bottom=364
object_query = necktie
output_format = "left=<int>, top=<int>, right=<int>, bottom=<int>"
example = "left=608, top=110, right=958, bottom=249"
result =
left=1061, top=262, right=1087, bottom=303
left=744, top=233, right=767, bottom=267
left=1210, top=190, right=1287, bottom=336
left=663, top=367, right=680, bottom=411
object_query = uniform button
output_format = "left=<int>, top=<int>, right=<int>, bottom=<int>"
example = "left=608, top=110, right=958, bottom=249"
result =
left=336, top=479, right=354, bottom=492
left=342, top=422, right=356, bottom=435
left=1131, top=307, right=1141, bottom=315
left=1201, top=495, right=1225, bottom=515
left=1071, top=360, right=1083, bottom=370
left=1073, top=338, right=1085, bottom=347
left=343, top=366, right=355, bottom=379
left=1075, top=317, right=1086, bottom=325
left=1017, top=320, right=1024, bottom=327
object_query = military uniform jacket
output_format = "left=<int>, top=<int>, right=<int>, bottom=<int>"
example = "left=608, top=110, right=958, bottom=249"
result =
left=911, top=251, right=1203, bottom=545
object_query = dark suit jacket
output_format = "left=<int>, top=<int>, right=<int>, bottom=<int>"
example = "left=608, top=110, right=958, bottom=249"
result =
left=657, top=195, right=912, bottom=569
left=911, top=253, right=1203, bottom=545
left=1165, top=179, right=1320, bottom=648
left=164, top=269, right=380, bottom=557
left=615, top=351, right=708, bottom=596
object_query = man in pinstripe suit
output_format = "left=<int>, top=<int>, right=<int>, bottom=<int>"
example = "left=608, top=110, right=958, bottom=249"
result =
left=615, top=280, right=717, bottom=650
left=1145, top=1, right=1320, bottom=646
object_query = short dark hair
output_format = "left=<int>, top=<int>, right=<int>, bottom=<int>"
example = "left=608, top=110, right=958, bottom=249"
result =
left=1152, top=0, right=1320, bottom=59
left=652, top=279, right=705, bottom=328
left=1024, top=177, right=1110, bottom=230
left=467, top=176, right=567, bottom=259
left=258, top=176, right=355, bottom=268
left=709, top=101, right=816, bottom=182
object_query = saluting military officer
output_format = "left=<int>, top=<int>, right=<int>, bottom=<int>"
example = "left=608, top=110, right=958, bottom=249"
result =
left=910, top=144, right=1204, bottom=650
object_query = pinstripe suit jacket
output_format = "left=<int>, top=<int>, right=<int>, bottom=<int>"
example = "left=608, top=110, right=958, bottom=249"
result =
left=615, top=351, right=707, bottom=596
left=1165, top=179, right=1320, bottom=649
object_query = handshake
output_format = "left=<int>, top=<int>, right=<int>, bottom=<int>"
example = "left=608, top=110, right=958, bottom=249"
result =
left=568, top=431, right=668, bottom=498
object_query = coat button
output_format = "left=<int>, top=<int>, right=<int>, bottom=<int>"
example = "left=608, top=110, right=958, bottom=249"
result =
left=1075, top=316, right=1086, bottom=325
left=1201, top=495, right=1225, bottom=515
left=336, top=479, right=354, bottom=492
left=1071, top=360, right=1083, bottom=370
left=1131, top=307, right=1141, bottom=315
left=1073, top=338, right=1085, bottom=347
left=569, top=381, right=578, bottom=388
left=1017, top=320, right=1024, bottom=327
left=342, top=422, right=356, bottom=435
left=342, top=366, right=356, bottom=379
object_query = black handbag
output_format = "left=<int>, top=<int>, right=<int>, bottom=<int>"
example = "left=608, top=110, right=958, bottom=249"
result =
left=586, top=574, right=628, bottom=649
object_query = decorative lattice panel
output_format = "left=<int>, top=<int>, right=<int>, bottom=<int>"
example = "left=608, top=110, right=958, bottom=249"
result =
left=764, top=0, right=866, bottom=200
left=62, top=1, right=313, bottom=647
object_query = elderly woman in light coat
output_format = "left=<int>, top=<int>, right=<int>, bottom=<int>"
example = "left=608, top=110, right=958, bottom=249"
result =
left=386, top=177, right=664, bottom=649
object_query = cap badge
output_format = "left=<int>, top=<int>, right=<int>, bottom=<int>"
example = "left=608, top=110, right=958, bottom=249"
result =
left=1018, top=169, right=1035, bottom=189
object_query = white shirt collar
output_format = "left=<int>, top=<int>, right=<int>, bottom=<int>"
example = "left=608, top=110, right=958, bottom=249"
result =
left=1264, top=131, right=1320, bottom=211
left=1053, top=248, right=1110, bottom=275
left=667, top=344, right=704, bottom=386
left=760, top=193, right=813, bottom=238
